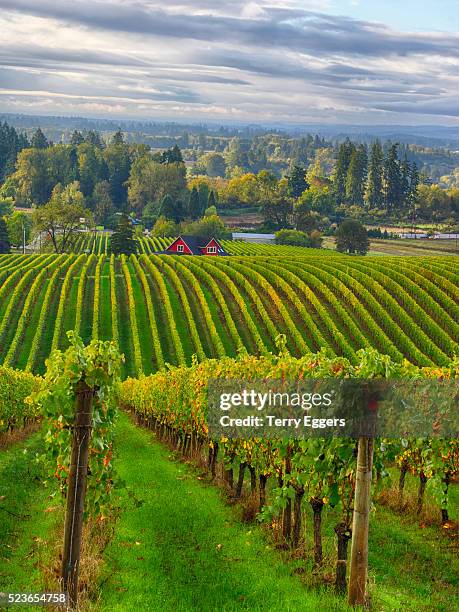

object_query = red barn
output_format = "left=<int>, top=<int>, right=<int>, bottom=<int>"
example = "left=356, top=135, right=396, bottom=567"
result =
left=163, top=235, right=228, bottom=256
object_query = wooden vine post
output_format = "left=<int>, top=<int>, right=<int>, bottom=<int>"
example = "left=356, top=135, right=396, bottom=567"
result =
left=61, top=380, right=95, bottom=608
left=348, top=436, right=375, bottom=606
left=29, top=332, right=121, bottom=611
left=348, top=380, right=381, bottom=607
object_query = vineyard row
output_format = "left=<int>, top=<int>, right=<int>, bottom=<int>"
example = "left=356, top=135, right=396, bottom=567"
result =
left=0, top=254, right=457, bottom=378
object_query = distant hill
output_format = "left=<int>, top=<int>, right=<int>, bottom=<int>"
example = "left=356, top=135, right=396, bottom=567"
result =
left=1, top=112, right=459, bottom=148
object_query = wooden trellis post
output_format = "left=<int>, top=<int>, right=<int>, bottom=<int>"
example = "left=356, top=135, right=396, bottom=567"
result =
left=348, top=436, right=374, bottom=606
left=61, top=380, right=94, bottom=609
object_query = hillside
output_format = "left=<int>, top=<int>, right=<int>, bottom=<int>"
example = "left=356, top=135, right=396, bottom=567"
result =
left=0, top=253, right=457, bottom=378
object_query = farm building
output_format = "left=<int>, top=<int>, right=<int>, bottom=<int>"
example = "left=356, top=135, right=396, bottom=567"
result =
left=160, top=235, right=229, bottom=256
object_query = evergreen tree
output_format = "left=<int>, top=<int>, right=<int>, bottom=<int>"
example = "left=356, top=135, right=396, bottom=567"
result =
left=226, top=138, right=249, bottom=170
left=159, top=194, right=176, bottom=220
left=104, top=143, right=131, bottom=208
left=207, top=190, right=217, bottom=210
left=287, top=165, right=309, bottom=199
left=188, top=186, right=201, bottom=220
left=198, top=183, right=209, bottom=213
left=110, top=214, right=137, bottom=255
left=111, top=129, right=125, bottom=145
left=85, top=130, right=104, bottom=148
left=0, top=122, right=29, bottom=181
left=69, top=146, right=79, bottom=182
left=174, top=199, right=186, bottom=223
left=400, top=155, right=411, bottom=209
left=248, top=140, right=268, bottom=173
left=70, top=130, right=84, bottom=146
left=333, top=139, right=354, bottom=205
left=345, top=144, right=367, bottom=205
left=406, top=162, right=420, bottom=215
left=204, top=153, right=226, bottom=177
left=161, top=145, right=183, bottom=164
left=31, top=128, right=49, bottom=149
left=365, top=141, right=384, bottom=208
left=93, top=181, right=113, bottom=225
left=78, top=144, right=103, bottom=198
left=0, top=217, right=11, bottom=253
left=383, top=143, right=403, bottom=210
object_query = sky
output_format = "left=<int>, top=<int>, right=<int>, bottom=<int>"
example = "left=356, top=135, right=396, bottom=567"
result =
left=0, top=0, right=458, bottom=126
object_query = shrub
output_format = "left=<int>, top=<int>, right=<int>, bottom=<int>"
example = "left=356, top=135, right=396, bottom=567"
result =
left=151, top=215, right=178, bottom=237
left=181, top=214, right=231, bottom=241
left=275, top=229, right=322, bottom=248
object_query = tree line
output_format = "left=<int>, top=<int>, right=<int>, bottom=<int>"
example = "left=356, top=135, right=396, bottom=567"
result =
left=333, top=139, right=420, bottom=211
left=0, top=123, right=458, bottom=255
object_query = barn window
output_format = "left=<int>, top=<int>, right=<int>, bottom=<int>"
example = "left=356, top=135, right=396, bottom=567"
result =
left=177, top=244, right=184, bottom=253
left=207, top=246, right=217, bottom=254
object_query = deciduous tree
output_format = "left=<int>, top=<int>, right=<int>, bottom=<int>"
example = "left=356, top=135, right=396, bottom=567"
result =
left=33, top=182, right=91, bottom=253
left=335, top=219, right=369, bottom=255
left=6, top=211, right=32, bottom=248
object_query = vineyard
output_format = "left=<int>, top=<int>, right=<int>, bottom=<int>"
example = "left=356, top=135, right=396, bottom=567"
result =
left=1, top=248, right=458, bottom=610
left=0, top=253, right=457, bottom=378
left=57, top=231, right=459, bottom=257
left=120, top=348, right=459, bottom=592
left=70, top=232, right=332, bottom=257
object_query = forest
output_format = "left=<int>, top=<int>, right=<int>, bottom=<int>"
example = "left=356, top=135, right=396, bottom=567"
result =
left=1, top=121, right=458, bottom=248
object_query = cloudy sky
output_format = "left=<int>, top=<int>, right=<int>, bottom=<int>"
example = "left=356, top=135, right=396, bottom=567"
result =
left=0, top=0, right=458, bottom=125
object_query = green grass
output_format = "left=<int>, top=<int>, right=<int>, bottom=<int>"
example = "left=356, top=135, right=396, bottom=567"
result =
left=0, top=418, right=457, bottom=611
left=384, top=467, right=458, bottom=521
left=99, top=264, right=113, bottom=342
left=114, top=260, right=136, bottom=379
left=201, top=282, right=236, bottom=354
left=99, top=415, right=459, bottom=612
left=162, top=280, right=195, bottom=364
left=322, top=237, right=458, bottom=256
left=99, top=414, right=349, bottom=612
left=368, top=505, right=458, bottom=611
left=80, top=259, right=96, bottom=346
left=127, top=261, right=155, bottom=374
left=13, top=278, right=50, bottom=369
left=60, top=276, right=79, bottom=350
left=0, top=432, right=58, bottom=597
left=33, top=272, right=65, bottom=374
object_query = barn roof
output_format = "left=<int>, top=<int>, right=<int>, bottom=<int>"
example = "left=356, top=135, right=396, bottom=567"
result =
left=177, top=235, right=205, bottom=255
left=165, top=235, right=229, bottom=255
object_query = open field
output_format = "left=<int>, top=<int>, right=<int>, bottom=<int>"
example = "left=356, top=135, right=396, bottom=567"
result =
left=0, top=253, right=457, bottom=378
left=322, top=237, right=459, bottom=256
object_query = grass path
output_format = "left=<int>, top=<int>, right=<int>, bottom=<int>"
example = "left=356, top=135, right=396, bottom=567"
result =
left=99, top=414, right=348, bottom=612
left=1, top=418, right=457, bottom=611
left=0, top=432, right=58, bottom=595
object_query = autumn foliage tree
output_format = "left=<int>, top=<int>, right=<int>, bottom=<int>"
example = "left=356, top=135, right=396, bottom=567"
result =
left=33, top=182, right=92, bottom=253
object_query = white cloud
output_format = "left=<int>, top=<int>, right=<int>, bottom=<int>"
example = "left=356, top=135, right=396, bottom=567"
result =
left=241, top=3, right=267, bottom=19
left=0, top=0, right=458, bottom=124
